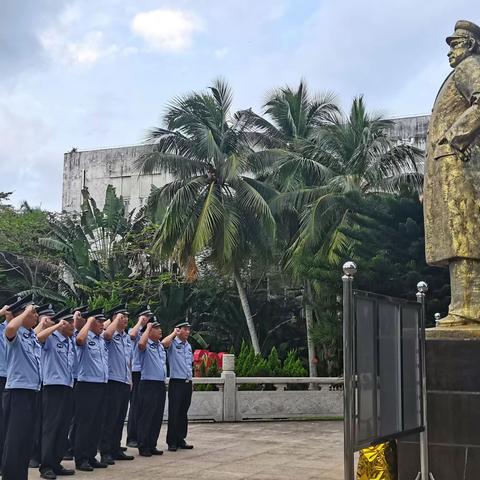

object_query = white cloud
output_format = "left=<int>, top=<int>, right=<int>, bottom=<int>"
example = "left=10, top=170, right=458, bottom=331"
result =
left=214, top=47, right=229, bottom=59
left=40, top=29, right=120, bottom=66
left=131, top=9, right=201, bottom=52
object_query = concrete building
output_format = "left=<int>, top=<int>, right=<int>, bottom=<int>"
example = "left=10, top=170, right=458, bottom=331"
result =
left=62, top=115, right=430, bottom=213
left=62, top=144, right=173, bottom=213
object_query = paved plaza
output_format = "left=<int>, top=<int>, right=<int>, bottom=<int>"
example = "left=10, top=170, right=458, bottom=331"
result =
left=29, top=421, right=344, bottom=480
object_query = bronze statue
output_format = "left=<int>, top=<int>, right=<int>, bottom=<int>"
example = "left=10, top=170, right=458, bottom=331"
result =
left=424, top=20, right=480, bottom=328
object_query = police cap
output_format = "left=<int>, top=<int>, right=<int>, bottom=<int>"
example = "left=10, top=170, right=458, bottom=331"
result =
left=175, top=321, right=191, bottom=329
left=136, top=305, right=153, bottom=317
left=51, top=307, right=71, bottom=323
left=85, top=308, right=107, bottom=321
left=106, top=304, right=129, bottom=319
left=7, top=293, right=35, bottom=315
left=73, top=305, right=88, bottom=313
left=37, top=304, right=56, bottom=317
left=1, top=294, right=21, bottom=309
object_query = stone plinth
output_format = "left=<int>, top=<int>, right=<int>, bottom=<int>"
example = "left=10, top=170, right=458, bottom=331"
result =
left=398, top=337, right=480, bottom=480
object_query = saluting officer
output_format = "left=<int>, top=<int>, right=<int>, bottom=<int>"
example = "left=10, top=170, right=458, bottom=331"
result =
left=2, top=294, right=41, bottom=480
left=65, top=305, right=88, bottom=460
left=99, top=305, right=134, bottom=465
left=74, top=308, right=109, bottom=472
left=163, top=321, right=194, bottom=452
left=136, top=320, right=167, bottom=457
left=126, top=305, right=152, bottom=448
left=37, top=308, right=76, bottom=479
left=0, top=295, right=18, bottom=476
left=30, top=305, right=58, bottom=470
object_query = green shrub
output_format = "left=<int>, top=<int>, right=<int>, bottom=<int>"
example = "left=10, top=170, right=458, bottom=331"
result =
left=233, top=343, right=307, bottom=390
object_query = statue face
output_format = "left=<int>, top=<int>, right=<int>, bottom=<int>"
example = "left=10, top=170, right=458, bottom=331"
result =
left=448, top=37, right=472, bottom=67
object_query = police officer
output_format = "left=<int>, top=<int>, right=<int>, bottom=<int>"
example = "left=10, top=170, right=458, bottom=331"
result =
left=0, top=295, right=17, bottom=476
left=99, top=305, right=134, bottom=465
left=37, top=308, right=76, bottom=479
left=136, top=320, right=167, bottom=457
left=2, top=295, right=41, bottom=480
left=74, top=308, right=109, bottom=472
left=126, top=305, right=152, bottom=448
left=162, top=321, right=194, bottom=452
left=65, top=306, right=88, bottom=460
left=30, top=305, right=57, bottom=470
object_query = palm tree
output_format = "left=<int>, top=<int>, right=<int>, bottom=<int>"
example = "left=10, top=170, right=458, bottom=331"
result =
left=240, top=80, right=339, bottom=376
left=275, top=96, right=422, bottom=265
left=135, top=79, right=276, bottom=354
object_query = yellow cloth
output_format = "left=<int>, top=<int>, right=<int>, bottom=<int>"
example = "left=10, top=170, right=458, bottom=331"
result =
left=357, top=442, right=397, bottom=480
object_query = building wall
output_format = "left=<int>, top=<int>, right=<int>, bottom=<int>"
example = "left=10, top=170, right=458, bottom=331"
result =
left=62, top=115, right=430, bottom=212
left=62, top=144, right=173, bottom=212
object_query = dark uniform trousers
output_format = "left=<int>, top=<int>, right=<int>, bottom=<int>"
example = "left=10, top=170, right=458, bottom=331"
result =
left=99, top=380, right=130, bottom=456
left=166, top=379, right=192, bottom=448
left=0, top=377, right=6, bottom=470
left=74, top=382, right=106, bottom=465
left=40, top=385, right=73, bottom=474
left=31, top=388, right=43, bottom=463
left=66, top=379, right=77, bottom=455
left=126, top=371, right=141, bottom=443
left=137, top=381, right=166, bottom=451
left=2, top=389, right=39, bottom=480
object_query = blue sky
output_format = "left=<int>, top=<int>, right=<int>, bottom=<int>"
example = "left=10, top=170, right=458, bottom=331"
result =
left=1, top=0, right=480, bottom=210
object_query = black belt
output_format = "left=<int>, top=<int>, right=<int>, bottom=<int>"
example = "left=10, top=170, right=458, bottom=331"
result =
left=170, top=378, right=192, bottom=383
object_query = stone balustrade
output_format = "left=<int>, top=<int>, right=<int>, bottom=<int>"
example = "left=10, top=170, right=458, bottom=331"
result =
left=162, top=355, right=343, bottom=422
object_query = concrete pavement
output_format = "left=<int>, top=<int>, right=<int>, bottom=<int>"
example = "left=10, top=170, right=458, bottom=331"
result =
left=28, top=420, right=344, bottom=480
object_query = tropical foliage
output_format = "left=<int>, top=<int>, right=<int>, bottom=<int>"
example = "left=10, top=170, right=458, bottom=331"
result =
left=135, top=79, right=277, bottom=353
left=0, top=79, right=450, bottom=377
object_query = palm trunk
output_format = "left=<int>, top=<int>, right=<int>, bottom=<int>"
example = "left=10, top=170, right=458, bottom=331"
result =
left=305, top=280, right=318, bottom=378
left=234, top=270, right=261, bottom=354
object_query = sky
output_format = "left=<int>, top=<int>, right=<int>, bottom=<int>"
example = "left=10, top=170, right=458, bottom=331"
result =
left=1, top=0, right=480, bottom=211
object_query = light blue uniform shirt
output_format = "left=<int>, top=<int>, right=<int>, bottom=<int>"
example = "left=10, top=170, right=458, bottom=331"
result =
left=76, top=331, right=108, bottom=383
left=140, top=339, right=166, bottom=381
left=106, top=331, right=132, bottom=384
left=72, top=330, right=80, bottom=380
left=0, top=321, right=7, bottom=377
left=5, top=326, right=42, bottom=390
left=42, top=331, right=75, bottom=388
left=167, top=337, right=193, bottom=380
left=129, top=328, right=142, bottom=372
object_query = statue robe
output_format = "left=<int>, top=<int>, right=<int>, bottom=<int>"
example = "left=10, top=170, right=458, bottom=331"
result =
left=424, top=54, right=480, bottom=265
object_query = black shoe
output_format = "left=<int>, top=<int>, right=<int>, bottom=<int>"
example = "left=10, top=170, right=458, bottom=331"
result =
left=90, top=459, right=108, bottom=469
left=151, top=448, right=163, bottom=456
left=120, top=447, right=127, bottom=452
left=113, top=451, right=134, bottom=460
left=126, top=440, right=138, bottom=448
left=178, top=443, right=194, bottom=450
left=167, top=445, right=177, bottom=452
left=40, top=470, right=57, bottom=480
left=54, top=467, right=75, bottom=476
left=138, top=450, right=152, bottom=457
left=29, top=459, right=41, bottom=468
left=62, top=454, right=74, bottom=461
left=100, top=454, right=115, bottom=465
left=76, top=461, right=93, bottom=472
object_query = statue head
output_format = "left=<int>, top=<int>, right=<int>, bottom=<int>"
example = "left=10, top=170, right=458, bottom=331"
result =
left=446, top=20, right=480, bottom=68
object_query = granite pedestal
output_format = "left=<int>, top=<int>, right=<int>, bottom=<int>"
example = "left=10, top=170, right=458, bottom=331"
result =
left=398, top=337, right=480, bottom=480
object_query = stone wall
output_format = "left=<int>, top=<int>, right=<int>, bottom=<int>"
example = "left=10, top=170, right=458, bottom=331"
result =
left=62, top=144, right=173, bottom=212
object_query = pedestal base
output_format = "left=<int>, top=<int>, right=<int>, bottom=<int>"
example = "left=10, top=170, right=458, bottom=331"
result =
left=398, top=337, right=480, bottom=480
